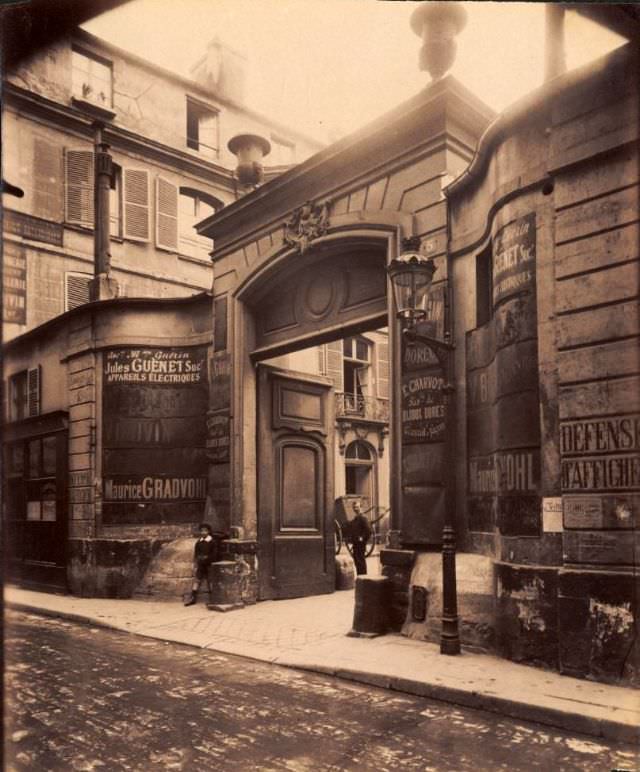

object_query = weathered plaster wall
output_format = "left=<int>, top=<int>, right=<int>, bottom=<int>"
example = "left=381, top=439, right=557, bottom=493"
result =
left=7, top=30, right=319, bottom=169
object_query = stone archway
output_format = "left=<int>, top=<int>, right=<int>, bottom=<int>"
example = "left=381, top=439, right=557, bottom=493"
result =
left=219, top=223, right=405, bottom=598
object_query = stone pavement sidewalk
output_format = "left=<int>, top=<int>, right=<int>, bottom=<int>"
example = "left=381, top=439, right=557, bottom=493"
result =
left=5, top=583, right=639, bottom=745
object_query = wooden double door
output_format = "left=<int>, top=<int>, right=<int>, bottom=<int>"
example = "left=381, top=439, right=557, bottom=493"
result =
left=257, top=365, right=335, bottom=599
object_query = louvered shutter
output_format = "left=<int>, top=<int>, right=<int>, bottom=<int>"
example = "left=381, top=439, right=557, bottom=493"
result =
left=123, top=168, right=150, bottom=241
left=28, top=366, right=41, bottom=417
left=66, top=272, right=91, bottom=311
left=326, top=340, right=344, bottom=392
left=34, top=139, right=62, bottom=221
left=155, top=177, right=178, bottom=250
left=65, top=149, right=94, bottom=226
left=376, top=340, right=389, bottom=399
left=317, top=345, right=327, bottom=376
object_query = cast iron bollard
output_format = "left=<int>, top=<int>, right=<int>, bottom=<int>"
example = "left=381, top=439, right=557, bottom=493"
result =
left=207, top=561, right=243, bottom=611
left=348, top=575, right=392, bottom=637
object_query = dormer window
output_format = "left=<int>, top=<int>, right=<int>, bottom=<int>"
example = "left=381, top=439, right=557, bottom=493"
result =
left=72, top=48, right=113, bottom=109
left=186, top=98, right=219, bottom=160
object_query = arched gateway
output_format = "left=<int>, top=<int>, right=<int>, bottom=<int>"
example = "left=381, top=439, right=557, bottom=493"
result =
left=199, top=75, right=493, bottom=600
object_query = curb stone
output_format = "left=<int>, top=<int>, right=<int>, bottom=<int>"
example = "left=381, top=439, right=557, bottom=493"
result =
left=7, top=601, right=638, bottom=746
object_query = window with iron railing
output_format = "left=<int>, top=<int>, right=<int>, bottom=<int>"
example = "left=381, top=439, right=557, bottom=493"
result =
left=335, top=392, right=389, bottom=422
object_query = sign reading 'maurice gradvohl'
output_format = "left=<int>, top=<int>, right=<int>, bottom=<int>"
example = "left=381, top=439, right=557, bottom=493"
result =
left=102, top=347, right=208, bottom=520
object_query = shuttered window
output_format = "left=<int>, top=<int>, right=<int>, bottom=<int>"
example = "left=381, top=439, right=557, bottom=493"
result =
left=65, top=272, right=91, bottom=311
left=34, top=138, right=62, bottom=221
left=7, top=368, right=40, bottom=421
left=123, top=168, right=150, bottom=241
left=326, top=340, right=344, bottom=392
left=178, top=190, right=215, bottom=258
left=376, top=340, right=389, bottom=399
left=65, top=149, right=94, bottom=226
left=27, top=366, right=41, bottom=417
left=156, top=177, right=178, bottom=251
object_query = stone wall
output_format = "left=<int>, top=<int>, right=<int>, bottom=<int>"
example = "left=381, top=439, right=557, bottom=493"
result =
left=67, top=537, right=166, bottom=598
left=447, top=44, right=639, bottom=684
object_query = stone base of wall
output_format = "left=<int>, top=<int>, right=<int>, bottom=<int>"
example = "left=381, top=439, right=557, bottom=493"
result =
left=68, top=538, right=167, bottom=598
left=402, top=552, right=495, bottom=651
left=100, top=524, right=194, bottom=540
left=495, top=563, right=559, bottom=670
left=558, top=568, right=640, bottom=686
left=496, top=563, right=640, bottom=687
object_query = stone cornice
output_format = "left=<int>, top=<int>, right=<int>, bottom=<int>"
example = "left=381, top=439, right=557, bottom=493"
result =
left=4, top=83, right=235, bottom=189
left=3, top=292, right=213, bottom=352
left=199, top=76, right=495, bottom=251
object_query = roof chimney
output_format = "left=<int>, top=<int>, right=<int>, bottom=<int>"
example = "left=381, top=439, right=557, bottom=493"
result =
left=190, top=38, right=247, bottom=104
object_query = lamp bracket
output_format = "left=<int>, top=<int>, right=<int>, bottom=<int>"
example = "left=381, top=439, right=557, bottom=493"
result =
left=402, top=326, right=454, bottom=353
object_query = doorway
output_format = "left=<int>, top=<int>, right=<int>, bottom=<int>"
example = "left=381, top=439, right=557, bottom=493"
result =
left=235, top=235, right=395, bottom=600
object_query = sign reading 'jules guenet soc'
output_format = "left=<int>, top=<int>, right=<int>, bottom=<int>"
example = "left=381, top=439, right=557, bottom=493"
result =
left=492, top=211, right=536, bottom=306
left=102, top=347, right=208, bottom=524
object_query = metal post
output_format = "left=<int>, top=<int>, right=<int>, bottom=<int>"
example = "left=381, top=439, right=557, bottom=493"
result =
left=388, top=238, right=404, bottom=547
left=440, top=326, right=460, bottom=655
left=93, top=122, right=112, bottom=277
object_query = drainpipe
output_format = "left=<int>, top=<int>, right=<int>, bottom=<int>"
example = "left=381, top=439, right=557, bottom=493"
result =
left=544, top=4, right=567, bottom=82
left=89, top=121, right=118, bottom=301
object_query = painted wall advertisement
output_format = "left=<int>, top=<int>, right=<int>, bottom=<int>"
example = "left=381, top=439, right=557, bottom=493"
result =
left=466, top=212, right=541, bottom=536
left=3, top=242, right=27, bottom=324
left=102, top=346, right=208, bottom=524
left=560, top=413, right=639, bottom=534
left=400, top=282, right=448, bottom=544
left=492, top=211, right=536, bottom=306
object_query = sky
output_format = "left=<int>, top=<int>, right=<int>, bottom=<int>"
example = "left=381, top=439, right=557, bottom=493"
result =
left=84, top=1, right=626, bottom=143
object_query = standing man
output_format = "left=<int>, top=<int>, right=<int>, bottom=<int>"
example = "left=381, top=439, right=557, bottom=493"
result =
left=350, top=501, right=371, bottom=576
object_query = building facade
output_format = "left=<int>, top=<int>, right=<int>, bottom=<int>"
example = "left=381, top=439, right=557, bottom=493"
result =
left=196, top=43, right=638, bottom=684
left=3, top=16, right=637, bottom=687
left=2, top=27, right=321, bottom=590
left=2, top=28, right=321, bottom=340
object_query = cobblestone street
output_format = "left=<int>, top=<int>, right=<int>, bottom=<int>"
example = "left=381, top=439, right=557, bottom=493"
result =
left=5, top=610, right=637, bottom=771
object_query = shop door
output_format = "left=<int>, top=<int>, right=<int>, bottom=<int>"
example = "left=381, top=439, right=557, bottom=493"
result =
left=257, top=365, right=335, bottom=599
left=5, top=431, right=68, bottom=590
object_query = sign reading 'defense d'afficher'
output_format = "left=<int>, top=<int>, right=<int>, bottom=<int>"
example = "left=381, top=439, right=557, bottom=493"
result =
left=102, top=346, right=209, bottom=524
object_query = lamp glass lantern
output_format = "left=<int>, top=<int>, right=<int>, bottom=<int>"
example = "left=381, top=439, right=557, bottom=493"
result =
left=388, top=248, right=437, bottom=326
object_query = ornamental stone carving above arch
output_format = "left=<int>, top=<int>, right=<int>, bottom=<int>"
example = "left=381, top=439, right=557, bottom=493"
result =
left=283, top=200, right=331, bottom=254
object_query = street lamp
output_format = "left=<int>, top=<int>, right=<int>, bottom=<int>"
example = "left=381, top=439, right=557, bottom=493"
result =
left=388, top=236, right=460, bottom=655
